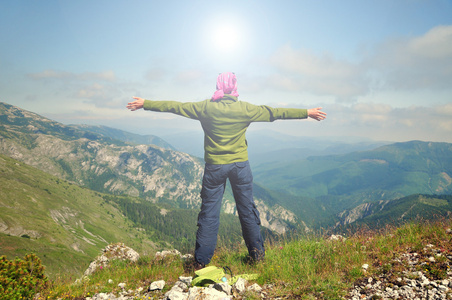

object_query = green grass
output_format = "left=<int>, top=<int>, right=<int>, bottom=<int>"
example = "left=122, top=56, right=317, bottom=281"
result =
left=30, top=219, right=452, bottom=300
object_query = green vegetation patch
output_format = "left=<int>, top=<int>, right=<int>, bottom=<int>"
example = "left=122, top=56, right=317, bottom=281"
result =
left=419, top=195, right=448, bottom=207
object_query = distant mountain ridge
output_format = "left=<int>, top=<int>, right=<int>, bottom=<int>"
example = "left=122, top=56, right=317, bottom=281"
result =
left=69, top=124, right=176, bottom=151
left=255, top=140, right=452, bottom=197
left=158, top=128, right=390, bottom=166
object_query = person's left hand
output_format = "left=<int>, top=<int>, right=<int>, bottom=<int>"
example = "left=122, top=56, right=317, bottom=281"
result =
left=307, top=107, right=327, bottom=121
left=127, top=97, right=145, bottom=111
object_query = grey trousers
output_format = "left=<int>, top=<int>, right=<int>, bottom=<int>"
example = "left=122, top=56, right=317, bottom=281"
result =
left=194, top=161, right=265, bottom=265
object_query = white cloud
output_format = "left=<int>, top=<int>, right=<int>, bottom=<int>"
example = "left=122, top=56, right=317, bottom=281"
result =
left=266, top=25, right=452, bottom=101
left=324, top=102, right=452, bottom=142
left=352, top=102, right=392, bottom=125
left=370, top=25, right=452, bottom=90
left=270, top=46, right=358, bottom=78
left=28, top=70, right=71, bottom=79
left=175, top=70, right=204, bottom=84
left=408, top=25, right=452, bottom=59
left=77, top=83, right=106, bottom=99
left=434, top=103, right=452, bottom=116
left=28, top=70, right=116, bottom=81
left=145, top=69, right=167, bottom=81
left=268, top=45, right=367, bottom=99
left=74, top=82, right=125, bottom=108
left=26, top=69, right=124, bottom=108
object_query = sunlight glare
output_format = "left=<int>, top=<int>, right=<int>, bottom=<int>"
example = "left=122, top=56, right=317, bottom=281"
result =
left=211, top=22, right=242, bottom=53
left=202, top=16, right=253, bottom=69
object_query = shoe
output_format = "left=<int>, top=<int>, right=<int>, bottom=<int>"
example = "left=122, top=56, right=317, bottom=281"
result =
left=184, top=259, right=205, bottom=272
left=193, top=261, right=205, bottom=271
left=243, top=253, right=265, bottom=266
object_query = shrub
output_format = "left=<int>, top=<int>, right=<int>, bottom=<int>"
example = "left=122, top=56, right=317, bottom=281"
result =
left=0, top=254, right=48, bottom=300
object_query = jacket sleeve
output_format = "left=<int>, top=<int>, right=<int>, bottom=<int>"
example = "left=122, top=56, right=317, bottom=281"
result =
left=143, top=100, right=205, bottom=120
left=245, top=103, right=308, bottom=122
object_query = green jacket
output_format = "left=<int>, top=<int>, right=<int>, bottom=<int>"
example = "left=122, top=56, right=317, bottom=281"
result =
left=143, top=95, right=308, bottom=164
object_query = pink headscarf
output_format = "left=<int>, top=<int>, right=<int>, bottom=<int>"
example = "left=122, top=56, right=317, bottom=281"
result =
left=211, top=72, right=239, bottom=101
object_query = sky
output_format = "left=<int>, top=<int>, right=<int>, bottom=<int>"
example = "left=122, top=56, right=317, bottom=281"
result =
left=1, top=0, right=452, bottom=143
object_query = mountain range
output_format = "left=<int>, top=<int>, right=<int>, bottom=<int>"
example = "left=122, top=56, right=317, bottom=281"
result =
left=1, top=101, right=451, bottom=276
left=253, top=140, right=452, bottom=227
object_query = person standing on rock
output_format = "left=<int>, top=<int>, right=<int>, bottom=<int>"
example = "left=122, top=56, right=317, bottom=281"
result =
left=127, top=72, right=326, bottom=269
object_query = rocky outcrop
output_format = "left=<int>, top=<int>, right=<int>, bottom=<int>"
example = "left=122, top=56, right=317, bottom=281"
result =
left=346, top=242, right=452, bottom=299
left=256, top=201, right=297, bottom=234
left=223, top=198, right=299, bottom=234
left=83, top=243, right=140, bottom=277
left=336, top=200, right=390, bottom=227
left=0, top=219, right=42, bottom=239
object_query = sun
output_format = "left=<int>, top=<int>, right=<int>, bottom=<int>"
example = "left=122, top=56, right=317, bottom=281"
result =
left=210, top=22, right=242, bottom=53
left=202, top=16, right=251, bottom=66
left=209, top=21, right=243, bottom=53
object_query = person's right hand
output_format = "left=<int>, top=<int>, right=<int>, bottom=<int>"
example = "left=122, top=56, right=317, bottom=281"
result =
left=307, top=107, right=327, bottom=121
left=127, top=97, right=145, bottom=111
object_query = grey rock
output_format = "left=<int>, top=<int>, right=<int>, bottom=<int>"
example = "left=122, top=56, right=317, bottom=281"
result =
left=117, top=282, right=126, bottom=289
left=178, top=276, right=193, bottom=286
left=149, top=280, right=165, bottom=291
left=165, top=285, right=186, bottom=300
left=155, top=249, right=181, bottom=260
left=187, top=286, right=230, bottom=300
left=181, top=254, right=194, bottom=262
left=174, top=280, right=188, bottom=290
left=213, top=282, right=232, bottom=295
left=438, top=284, right=448, bottom=292
left=84, top=243, right=140, bottom=276
left=247, top=283, right=263, bottom=293
left=233, top=277, right=247, bottom=294
left=328, top=234, right=346, bottom=241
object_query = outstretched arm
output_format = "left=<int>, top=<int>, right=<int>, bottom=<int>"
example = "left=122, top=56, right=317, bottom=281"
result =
left=126, top=96, right=204, bottom=120
left=307, top=107, right=327, bottom=121
left=126, top=97, right=145, bottom=111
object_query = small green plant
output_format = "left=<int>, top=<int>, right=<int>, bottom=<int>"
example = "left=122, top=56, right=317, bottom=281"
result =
left=0, top=254, right=48, bottom=300
left=422, top=262, right=448, bottom=280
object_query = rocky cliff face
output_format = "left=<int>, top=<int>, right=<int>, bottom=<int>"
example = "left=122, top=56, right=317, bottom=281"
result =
left=223, top=198, right=300, bottom=234
left=335, top=200, right=390, bottom=227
